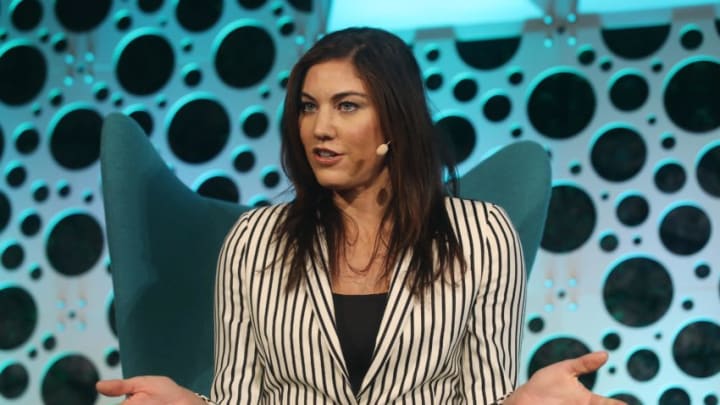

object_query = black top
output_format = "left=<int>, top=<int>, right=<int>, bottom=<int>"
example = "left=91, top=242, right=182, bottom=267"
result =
left=332, top=292, right=388, bottom=395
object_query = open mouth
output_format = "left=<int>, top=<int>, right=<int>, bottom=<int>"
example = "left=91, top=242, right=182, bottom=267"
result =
left=314, top=148, right=339, bottom=157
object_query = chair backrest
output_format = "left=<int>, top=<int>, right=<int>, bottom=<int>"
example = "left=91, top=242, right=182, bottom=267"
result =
left=100, top=112, right=550, bottom=395
left=457, top=141, right=551, bottom=271
left=101, top=113, right=249, bottom=394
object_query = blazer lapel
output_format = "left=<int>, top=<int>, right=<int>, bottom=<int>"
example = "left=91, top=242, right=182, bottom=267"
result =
left=358, top=247, right=416, bottom=396
left=302, top=232, right=349, bottom=379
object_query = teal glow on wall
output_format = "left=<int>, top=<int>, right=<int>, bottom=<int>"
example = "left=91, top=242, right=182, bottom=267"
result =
left=327, top=0, right=543, bottom=32
left=580, top=0, right=719, bottom=14
left=328, top=0, right=720, bottom=32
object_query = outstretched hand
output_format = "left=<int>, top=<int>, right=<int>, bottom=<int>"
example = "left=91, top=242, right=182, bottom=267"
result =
left=96, top=376, right=206, bottom=405
left=506, top=351, right=626, bottom=405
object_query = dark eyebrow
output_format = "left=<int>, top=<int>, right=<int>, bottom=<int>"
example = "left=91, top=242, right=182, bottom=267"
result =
left=301, top=91, right=368, bottom=103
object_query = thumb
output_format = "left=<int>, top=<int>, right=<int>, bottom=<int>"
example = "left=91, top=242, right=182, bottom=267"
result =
left=567, top=351, right=609, bottom=376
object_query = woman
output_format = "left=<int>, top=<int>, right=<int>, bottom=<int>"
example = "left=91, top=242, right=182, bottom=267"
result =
left=98, top=27, right=624, bottom=404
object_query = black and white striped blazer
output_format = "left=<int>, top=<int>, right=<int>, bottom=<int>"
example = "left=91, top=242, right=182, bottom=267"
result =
left=210, top=197, right=526, bottom=404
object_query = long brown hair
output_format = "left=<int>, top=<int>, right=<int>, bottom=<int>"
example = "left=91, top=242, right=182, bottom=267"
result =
left=278, top=27, right=465, bottom=295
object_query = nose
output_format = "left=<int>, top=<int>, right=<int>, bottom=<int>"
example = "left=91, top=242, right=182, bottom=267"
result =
left=312, top=107, right=335, bottom=140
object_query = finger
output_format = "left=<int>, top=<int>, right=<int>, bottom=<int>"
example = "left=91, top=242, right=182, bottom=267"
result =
left=96, top=379, right=132, bottom=396
left=97, top=376, right=158, bottom=396
left=566, top=351, right=609, bottom=376
left=590, top=393, right=627, bottom=405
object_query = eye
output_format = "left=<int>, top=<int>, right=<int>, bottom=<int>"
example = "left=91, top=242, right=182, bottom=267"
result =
left=300, top=101, right=317, bottom=113
left=338, top=101, right=358, bottom=112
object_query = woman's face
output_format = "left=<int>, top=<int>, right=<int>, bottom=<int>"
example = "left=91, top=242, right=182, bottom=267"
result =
left=299, top=59, right=389, bottom=197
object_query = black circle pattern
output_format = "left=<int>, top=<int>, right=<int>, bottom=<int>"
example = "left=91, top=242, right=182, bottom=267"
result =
left=168, top=98, right=230, bottom=163
left=0, top=286, right=37, bottom=350
left=46, top=213, right=104, bottom=276
left=659, top=205, right=711, bottom=255
left=455, top=37, right=521, bottom=70
left=54, top=0, right=111, bottom=32
left=139, top=0, right=164, bottom=13
left=0, top=44, right=47, bottom=106
left=215, top=25, right=276, bottom=88
left=664, top=60, right=720, bottom=133
left=129, top=109, right=154, bottom=136
left=602, top=332, right=621, bottom=351
left=425, top=72, right=443, bottom=90
left=660, top=388, right=691, bottom=405
left=483, top=94, right=512, bottom=122
left=11, top=0, right=43, bottom=31
left=176, top=0, right=223, bottom=32
left=609, top=73, right=649, bottom=111
left=591, top=127, right=646, bottom=182
left=41, top=354, right=99, bottom=405
left=196, top=175, right=239, bottom=203
left=234, top=149, right=256, bottom=172
left=541, top=184, right=596, bottom=253
left=627, top=349, right=660, bottom=381
left=452, top=78, right=478, bottom=102
left=15, top=125, right=40, bottom=154
left=528, top=316, right=544, bottom=333
left=242, top=110, right=269, bottom=138
left=673, top=321, right=720, bottom=378
left=1, top=242, right=24, bottom=269
left=655, top=161, right=686, bottom=193
left=528, top=72, right=595, bottom=139
left=603, top=257, right=673, bottom=327
left=529, top=337, right=595, bottom=389
left=578, top=46, right=595, bottom=65
left=611, top=394, right=641, bottom=405
left=0, top=192, right=10, bottom=232
left=49, top=107, right=103, bottom=170
left=599, top=233, right=618, bottom=252
left=20, top=212, right=41, bottom=236
left=434, top=115, right=476, bottom=164
left=616, top=194, right=649, bottom=226
left=116, top=33, right=175, bottom=95
left=601, top=25, right=671, bottom=59
left=680, top=27, right=703, bottom=50
left=0, top=362, right=29, bottom=399
left=238, top=0, right=268, bottom=10
left=697, top=144, right=720, bottom=197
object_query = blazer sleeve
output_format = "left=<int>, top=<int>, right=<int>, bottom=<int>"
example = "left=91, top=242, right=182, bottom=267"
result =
left=210, top=213, right=265, bottom=404
left=459, top=203, right=527, bottom=404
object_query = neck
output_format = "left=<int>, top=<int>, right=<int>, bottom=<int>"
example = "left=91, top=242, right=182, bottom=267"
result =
left=332, top=170, right=391, bottom=228
left=334, top=188, right=389, bottom=226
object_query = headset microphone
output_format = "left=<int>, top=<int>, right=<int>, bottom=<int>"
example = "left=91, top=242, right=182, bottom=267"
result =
left=375, top=142, right=391, bottom=156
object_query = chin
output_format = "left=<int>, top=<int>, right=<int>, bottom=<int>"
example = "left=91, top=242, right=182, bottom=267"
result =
left=313, top=173, right=345, bottom=187
left=316, top=181, right=350, bottom=191
left=316, top=179, right=359, bottom=193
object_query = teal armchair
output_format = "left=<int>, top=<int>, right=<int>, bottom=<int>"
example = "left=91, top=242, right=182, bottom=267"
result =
left=100, top=113, right=249, bottom=394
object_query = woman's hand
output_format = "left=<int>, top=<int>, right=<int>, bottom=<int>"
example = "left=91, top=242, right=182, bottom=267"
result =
left=96, top=376, right=207, bottom=405
left=505, top=351, right=626, bottom=405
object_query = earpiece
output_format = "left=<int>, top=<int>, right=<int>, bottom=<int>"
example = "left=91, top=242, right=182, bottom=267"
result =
left=375, top=142, right=390, bottom=156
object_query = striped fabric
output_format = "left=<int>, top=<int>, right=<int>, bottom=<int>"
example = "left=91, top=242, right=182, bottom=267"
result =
left=210, top=197, right=526, bottom=404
